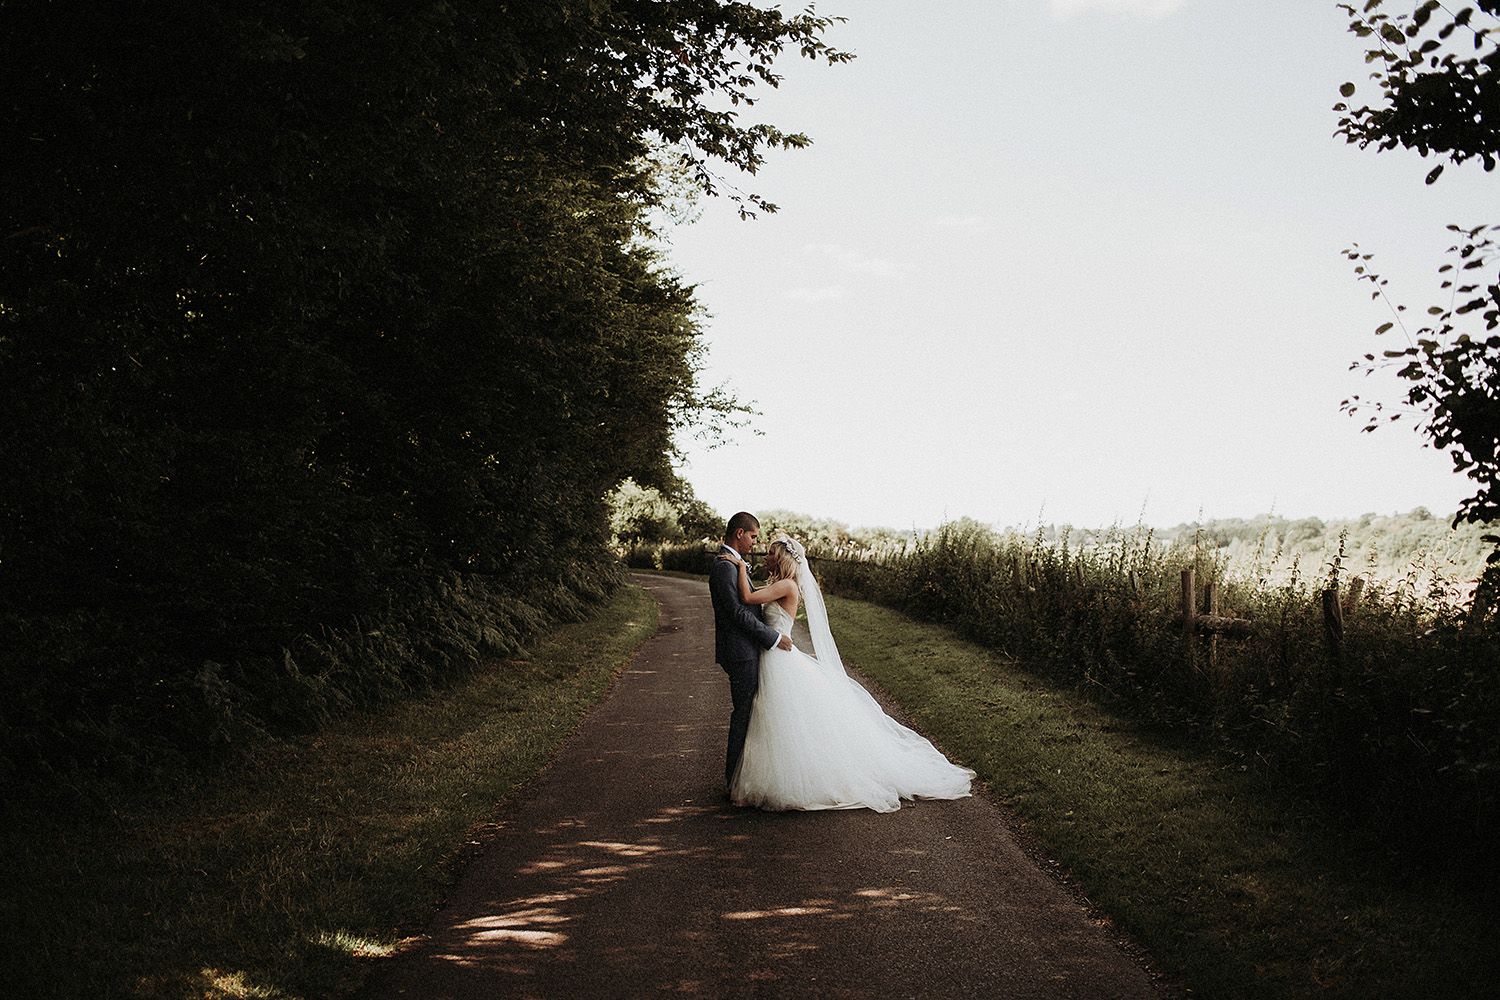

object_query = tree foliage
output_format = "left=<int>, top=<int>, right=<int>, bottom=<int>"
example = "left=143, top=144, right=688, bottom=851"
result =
left=1335, top=2, right=1500, bottom=612
left=1342, top=226, right=1500, bottom=525
left=1336, top=0, right=1499, bottom=183
left=0, top=0, right=848, bottom=778
left=605, top=478, right=721, bottom=544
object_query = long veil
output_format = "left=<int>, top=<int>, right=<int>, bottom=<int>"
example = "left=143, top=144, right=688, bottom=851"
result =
left=781, top=537, right=845, bottom=678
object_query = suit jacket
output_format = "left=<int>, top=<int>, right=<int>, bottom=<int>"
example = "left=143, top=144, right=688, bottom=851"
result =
left=709, top=545, right=781, bottom=664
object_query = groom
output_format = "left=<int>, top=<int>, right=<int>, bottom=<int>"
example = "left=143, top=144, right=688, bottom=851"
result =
left=709, top=511, right=792, bottom=794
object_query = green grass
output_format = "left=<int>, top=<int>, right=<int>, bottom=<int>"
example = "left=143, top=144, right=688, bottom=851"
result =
left=0, top=585, right=658, bottom=1000
left=827, top=593, right=1497, bottom=1000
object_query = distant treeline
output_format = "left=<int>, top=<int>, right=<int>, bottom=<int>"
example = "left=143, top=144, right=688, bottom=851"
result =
left=1152, top=509, right=1493, bottom=579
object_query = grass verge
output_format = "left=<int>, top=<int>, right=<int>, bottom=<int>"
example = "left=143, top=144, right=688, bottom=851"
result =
left=827, top=594, right=1497, bottom=1000
left=0, top=584, right=658, bottom=1000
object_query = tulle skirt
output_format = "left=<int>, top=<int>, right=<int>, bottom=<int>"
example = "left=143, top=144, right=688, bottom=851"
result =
left=730, top=643, right=975, bottom=813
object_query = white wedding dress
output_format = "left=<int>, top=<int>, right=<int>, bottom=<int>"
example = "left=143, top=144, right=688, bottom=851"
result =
left=729, top=552, right=974, bottom=814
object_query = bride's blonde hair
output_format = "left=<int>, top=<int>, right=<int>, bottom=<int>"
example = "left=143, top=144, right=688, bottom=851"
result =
left=767, top=538, right=800, bottom=584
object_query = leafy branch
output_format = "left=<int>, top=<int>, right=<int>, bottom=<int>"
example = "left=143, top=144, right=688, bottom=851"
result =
left=1342, top=226, right=1500, bottom=526
left=1335, top=0, right=1500, bottom=184
left=1336, top=2, right=1500, bottom=545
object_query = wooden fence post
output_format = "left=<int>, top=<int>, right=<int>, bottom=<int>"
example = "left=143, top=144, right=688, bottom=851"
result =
left=1181, top=568, right=1197, bottom=671
left=1205, top=581, right=1220, bottom=667
left=1322, top=585, right=1344, bottom=645
left=1343, top=576, right=1365, bottom=615
left=1171, top=568, right=1254, bottom=666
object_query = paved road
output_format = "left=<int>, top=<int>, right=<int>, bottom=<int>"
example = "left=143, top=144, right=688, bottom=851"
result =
left=362, top=573, right=1165, bottom=999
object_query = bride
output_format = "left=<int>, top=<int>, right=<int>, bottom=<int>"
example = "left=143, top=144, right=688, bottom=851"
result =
left=720, top=536, right=974, bottom=813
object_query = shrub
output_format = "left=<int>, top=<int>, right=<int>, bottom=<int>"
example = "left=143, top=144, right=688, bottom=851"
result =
left=623, top=542, right=717, bottom=575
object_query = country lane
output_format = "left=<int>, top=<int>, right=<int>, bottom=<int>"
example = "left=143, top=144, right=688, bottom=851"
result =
left=360, top=572, right=1167, bottom=1000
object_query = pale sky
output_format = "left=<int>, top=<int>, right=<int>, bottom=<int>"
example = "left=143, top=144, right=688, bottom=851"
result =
left=664, top=0, right=1494, bottom=532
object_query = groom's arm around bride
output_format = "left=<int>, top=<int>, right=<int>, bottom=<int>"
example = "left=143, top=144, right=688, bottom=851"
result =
left=708, top=512, right=790, bottom=790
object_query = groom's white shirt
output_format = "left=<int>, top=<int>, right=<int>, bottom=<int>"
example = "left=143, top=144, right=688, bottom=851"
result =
left=720, top=544, right=789, bottom=649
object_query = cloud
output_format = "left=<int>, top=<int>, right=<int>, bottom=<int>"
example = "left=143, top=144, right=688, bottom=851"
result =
left=1048, top=0, right=1190, bottom=18
left=801, top=243, right=905, bottom=279
left=786, top=285, right=847, bottom=302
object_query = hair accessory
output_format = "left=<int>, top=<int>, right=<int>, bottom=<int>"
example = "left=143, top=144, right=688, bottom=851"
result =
left=776, top=535, right=806, bottom=564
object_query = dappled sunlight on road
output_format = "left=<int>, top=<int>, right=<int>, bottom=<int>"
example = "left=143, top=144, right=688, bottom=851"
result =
left=428, top=804, right=725, bottom=966
left=404, top=798, right=1002, bottom=993
left=442, top=909, right=569, bottom=953
left=722, top=886, right=962, bottom=922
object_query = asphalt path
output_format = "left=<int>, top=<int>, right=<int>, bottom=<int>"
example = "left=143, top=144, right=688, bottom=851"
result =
left=362, top=573, right=1167, bottom=999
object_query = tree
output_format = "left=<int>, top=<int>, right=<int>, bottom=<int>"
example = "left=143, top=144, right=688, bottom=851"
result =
left=671, top=481, right=725, bottom=542
left=606, top=478, right=723, bottom=543
left=0, top=1, right=850, bottom=770
left=607, top=480, right=684, bottom=544
left=1335, top=2, right=1500, bottom=603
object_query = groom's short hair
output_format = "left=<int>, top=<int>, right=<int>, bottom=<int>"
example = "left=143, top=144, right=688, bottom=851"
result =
left=724, top=511, right=759, bottom=540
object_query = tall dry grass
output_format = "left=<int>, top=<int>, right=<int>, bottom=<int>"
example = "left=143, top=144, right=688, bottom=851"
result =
left=808, top=519, right=1499, bottom=870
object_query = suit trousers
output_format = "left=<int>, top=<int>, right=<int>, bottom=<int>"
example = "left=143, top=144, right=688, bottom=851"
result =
left=721, top=656, right=760, bottom=788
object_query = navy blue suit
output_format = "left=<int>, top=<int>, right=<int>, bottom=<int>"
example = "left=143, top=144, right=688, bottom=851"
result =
left=708, top=546, right=782, bottom=787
